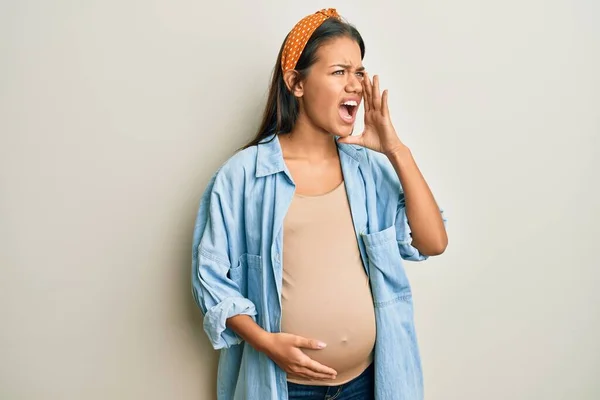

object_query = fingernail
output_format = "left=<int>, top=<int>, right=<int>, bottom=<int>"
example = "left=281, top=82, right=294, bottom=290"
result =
left=317, top=341, right=326, bottom=349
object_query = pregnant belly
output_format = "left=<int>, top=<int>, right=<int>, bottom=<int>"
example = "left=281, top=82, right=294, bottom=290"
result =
left=281, top=294, right=376, bottom=385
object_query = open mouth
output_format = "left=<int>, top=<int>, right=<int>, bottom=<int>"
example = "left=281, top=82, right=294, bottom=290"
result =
left=339, top=100, right=358, bottom=123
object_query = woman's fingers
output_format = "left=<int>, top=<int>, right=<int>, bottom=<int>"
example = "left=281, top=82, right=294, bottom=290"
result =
left=363, top=73, right=386, bottom=114
left=362, top=81, right=370, bottom=112
left=303, top=358, right=337, bottom=377
left=362, top=72, right=372, bottom=111
left=382, top=89, right=389, bottom=118
left=295, top=367, right=337, bottom=380
left=295, top=335, right=326, bottom=350
left=372, top=75, right=381, bottom=111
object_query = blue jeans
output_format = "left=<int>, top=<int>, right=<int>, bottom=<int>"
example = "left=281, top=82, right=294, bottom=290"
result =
left=287, top=363, right=374, bottom=400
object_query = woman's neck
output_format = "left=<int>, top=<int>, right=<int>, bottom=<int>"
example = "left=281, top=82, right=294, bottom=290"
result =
left=279, top=116, right=338, bottom=161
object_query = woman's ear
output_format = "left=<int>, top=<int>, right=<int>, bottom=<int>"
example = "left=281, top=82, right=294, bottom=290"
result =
left=283, top=70, right=304, bottom=97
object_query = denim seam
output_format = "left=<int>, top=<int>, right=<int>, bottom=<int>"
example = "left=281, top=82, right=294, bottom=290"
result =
left=326, top=386, right=344, bottom=400
left=374, top=293, right=412, bottom=308
left=199, top=247, right=230, bottom=268
left=362, top=235, right=395, bottom=248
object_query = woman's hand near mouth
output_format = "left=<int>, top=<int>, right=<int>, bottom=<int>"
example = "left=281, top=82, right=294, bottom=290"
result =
left=337, top=72, right=405, bottom=156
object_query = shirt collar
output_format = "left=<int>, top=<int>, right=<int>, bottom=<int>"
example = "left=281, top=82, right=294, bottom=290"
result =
left=255, top=134, right=286, bottom=178
left=255, top=134, right=365, bottom=178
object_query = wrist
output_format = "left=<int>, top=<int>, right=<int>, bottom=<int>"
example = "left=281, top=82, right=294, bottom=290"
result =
left=248, top=329, right=273, bottom=353
left=385, top=143, right=410, bottom=159
left=227, top=314, right=273, bottom=352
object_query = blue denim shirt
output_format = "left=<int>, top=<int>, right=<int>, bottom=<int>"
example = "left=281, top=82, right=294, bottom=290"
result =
left=192, top=134, right=446, bottom=400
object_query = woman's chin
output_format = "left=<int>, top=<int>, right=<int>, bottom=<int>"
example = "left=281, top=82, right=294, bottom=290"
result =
left=336, top=129, right=354, bottom=138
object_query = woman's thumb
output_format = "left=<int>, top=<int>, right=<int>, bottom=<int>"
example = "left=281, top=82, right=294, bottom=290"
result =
left=337, top=134, right=362, bottom=146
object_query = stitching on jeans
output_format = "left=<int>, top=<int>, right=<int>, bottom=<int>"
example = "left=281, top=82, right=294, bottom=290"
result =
left=327, top=386, right=343, bottom=400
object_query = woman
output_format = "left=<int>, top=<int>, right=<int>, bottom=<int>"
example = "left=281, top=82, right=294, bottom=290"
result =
left=192, top=8, right=447, bottom=400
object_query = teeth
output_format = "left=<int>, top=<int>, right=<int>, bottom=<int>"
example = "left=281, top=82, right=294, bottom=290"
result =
left=342, top=100, right=358, bottom=106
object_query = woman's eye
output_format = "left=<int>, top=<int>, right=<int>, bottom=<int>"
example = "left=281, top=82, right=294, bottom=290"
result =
left=333, top=70, right=364, bottom=78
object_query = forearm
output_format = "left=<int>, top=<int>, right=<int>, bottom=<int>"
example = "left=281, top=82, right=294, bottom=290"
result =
left=386, top=145, right=448, bottom=255
left=226, top=314, right=271, bottom=351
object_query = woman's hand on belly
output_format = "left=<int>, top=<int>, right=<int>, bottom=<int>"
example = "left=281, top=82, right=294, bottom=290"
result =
left=257, top=332, right=338, bottom=381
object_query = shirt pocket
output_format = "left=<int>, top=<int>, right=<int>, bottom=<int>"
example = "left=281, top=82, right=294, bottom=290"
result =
left=229, top=253, right=264, bottom=317
left=361, top=225, right=412, bottom=307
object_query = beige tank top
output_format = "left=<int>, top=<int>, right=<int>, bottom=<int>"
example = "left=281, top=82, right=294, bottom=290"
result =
left=281, top=181, right=376, bottom=386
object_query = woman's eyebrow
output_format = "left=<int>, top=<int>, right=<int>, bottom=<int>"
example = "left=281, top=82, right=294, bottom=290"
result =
left=330, top=64, right=365, bottom=71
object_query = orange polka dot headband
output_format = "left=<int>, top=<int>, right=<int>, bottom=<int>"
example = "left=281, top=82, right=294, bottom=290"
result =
left=281, top=8, right=341, bottom=73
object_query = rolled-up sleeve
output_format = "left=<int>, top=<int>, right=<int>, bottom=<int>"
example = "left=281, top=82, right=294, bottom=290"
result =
left=191, top=171, right=257, bottom=350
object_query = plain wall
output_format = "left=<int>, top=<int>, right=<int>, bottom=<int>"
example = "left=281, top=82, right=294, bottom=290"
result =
left=1, top=0, right=598, bottom=399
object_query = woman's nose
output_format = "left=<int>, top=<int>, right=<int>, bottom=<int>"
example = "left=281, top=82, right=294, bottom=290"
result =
left=347, top=74, right=362, bottom=94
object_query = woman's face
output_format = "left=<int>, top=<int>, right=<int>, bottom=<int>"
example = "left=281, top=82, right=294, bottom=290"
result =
left=296, top=36, right=365, bottom=137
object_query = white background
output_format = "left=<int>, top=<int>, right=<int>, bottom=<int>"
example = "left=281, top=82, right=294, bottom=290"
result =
left=1, top=0, right=599, bottom=398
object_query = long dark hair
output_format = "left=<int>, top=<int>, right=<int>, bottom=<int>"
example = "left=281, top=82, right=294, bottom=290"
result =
left=242, top=17, right=365, bottom=149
